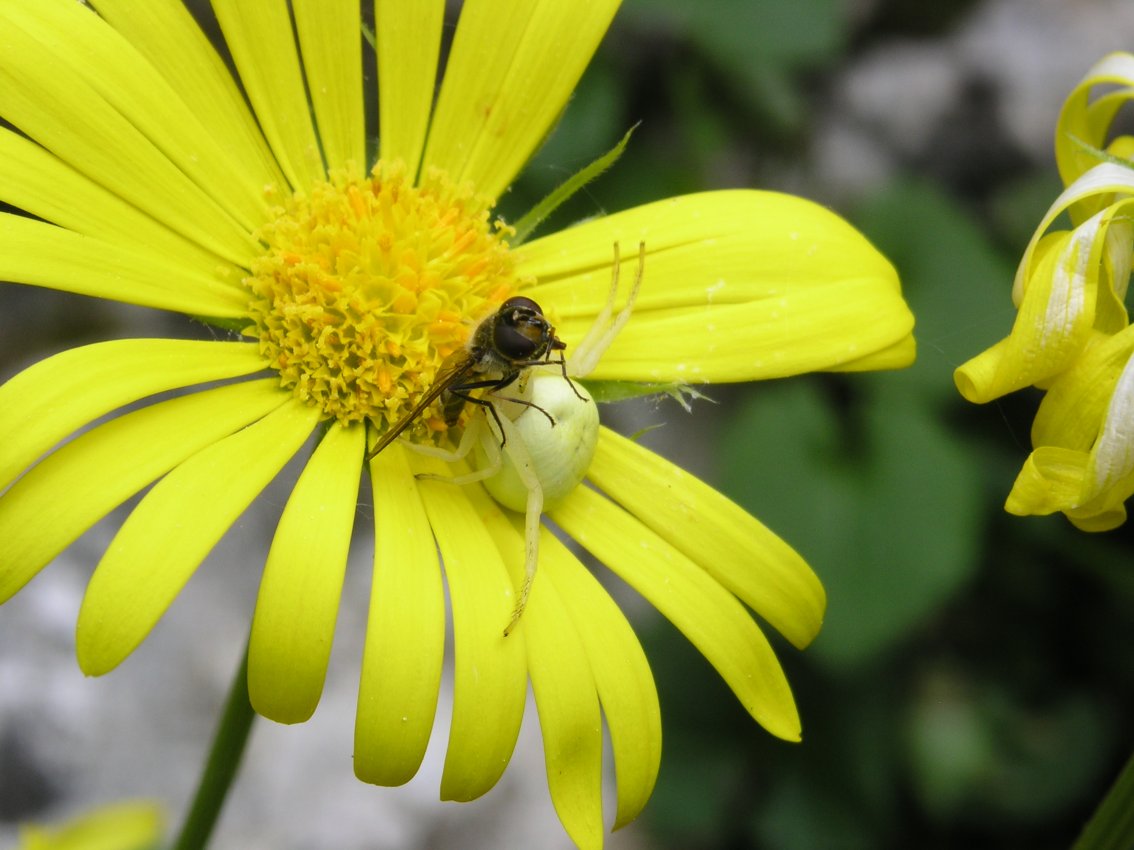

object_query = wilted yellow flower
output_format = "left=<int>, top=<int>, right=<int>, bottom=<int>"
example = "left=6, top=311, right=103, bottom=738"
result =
left=0, top=1, right=914, bottom=846
left=1004, top=324, right=1134, bottom=530
left=956, top=51, right=1134, bottom=531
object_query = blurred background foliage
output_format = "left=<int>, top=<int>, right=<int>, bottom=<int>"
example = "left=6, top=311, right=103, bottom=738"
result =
left=502, top=0, right=1134, bottom=847
left=3, top=0, right=1133, bottom=848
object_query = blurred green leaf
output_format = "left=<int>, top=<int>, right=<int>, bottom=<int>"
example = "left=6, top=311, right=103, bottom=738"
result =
left=905, top=670, right=1111, bottom=824
left=755, top=771, right=879, bottom=850
left=719, top=375, right=985, bottom=668
left=626, top=0, right=845, bottom=130
left=987, top=170, right=1066, bottom=253
left=855, top=178, right=1018, bottom=405
left=501, top=61, right=626, bottom=223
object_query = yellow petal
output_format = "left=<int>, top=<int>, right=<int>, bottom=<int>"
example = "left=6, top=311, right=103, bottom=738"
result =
left=248, top=421, right=364, bottom=724
left=0, top=340, right=264, bottom=491
left=0, top=214, right=248, bottom=317
left=293, top=0, right=366, bottom=175
left=1056, top=52, right=1134, bottom=189
left=525, top=560, right=604, bottom=850
left=9, top=1, right=270, bottom=231
left=466, top=496, right=603, bottom=849
left=212, top=0, right=324, bottom=189
left=0, top=6, right=257, bottom=265
left=1006, top=446, right=1133, bottom=533
left=375, top=0, right=445, bottom=175
left=76, top=398, right=320, bottom=676
left=354, top=442, right=446, bottom=786
left=422, top=0, right=620, bottom=199
left=551, top=486, right=801, bottom=741
left=587, top=427, right=825, bottom=649
left=1011, top=164, right=1134, bottom=307
left=955, top=186, right=1134, bottom=404
left=91, top=0, right=286, bottom=190
left=1003, top=328, right=1134, bottom=531
left=0, top=379, right=287, bottom=604
left=516, top=191, right=914, bottom=381
left=0, top=127, right=242, bottom=277
left=412, top=455, right=527, bottom=801
left=1006, top=446, right=1092, bottom=519
left=1032, top=328, right=1134, bottom=450
left=1079, top=349, right=1134, bottom=513
left=537, top=525, right=661, bottom=830
left=830, top=333, right=918, bottom=372
left=955, top=235, right=1074, bottom=403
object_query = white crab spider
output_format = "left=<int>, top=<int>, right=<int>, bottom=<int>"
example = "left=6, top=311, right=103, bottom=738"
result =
left=415, top=241, right=645, bottom=635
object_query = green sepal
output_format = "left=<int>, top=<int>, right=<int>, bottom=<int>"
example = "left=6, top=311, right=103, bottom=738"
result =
left=1066, top=134, right=1134, bottom=170
left=508, top=123, right=639, bottom=246
left=580, top=379, right=713, bottom=413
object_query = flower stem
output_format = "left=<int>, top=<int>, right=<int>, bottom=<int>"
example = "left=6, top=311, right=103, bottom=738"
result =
left=170, top=640, right=256, bottom=850
left=1074, top=750, right=1134, bottom=850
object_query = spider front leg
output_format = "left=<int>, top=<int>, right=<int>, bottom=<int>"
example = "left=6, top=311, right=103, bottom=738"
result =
left=568, top=240, right=646, bottom=378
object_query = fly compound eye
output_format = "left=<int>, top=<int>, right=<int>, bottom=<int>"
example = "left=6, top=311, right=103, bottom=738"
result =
left=494, top=298, right=550, bottom=360
left=499, top=295, right=542, bottom=313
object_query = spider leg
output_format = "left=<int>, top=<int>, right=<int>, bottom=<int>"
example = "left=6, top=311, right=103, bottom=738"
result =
left=409, top=417, right=494, bottom=484
left=549, top=350, right=587, bottom=402
left=490, top=413, right=543, bottom=637
left=450, top=376, right=558, bottom=435
left=568, top=241, right=646, bottom=378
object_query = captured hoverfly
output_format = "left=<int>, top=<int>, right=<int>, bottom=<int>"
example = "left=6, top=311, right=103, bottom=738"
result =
left=364, top=296, right=584, bottom=462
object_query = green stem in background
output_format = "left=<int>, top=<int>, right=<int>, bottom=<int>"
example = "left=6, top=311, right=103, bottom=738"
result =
left=170, top=640, right=256, bottom=850
left=1073, top=750, right=1134, bottom=850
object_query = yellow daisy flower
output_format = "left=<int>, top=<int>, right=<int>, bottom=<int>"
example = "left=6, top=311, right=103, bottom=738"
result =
left=17, top=801, right=163, bottom=850
left=956, top=51, right=1134, bottom=530
left=0, top=1, right=915, bottom=846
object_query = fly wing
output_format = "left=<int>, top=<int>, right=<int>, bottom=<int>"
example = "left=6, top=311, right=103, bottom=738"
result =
left=364, top=352, right=477, bottom=462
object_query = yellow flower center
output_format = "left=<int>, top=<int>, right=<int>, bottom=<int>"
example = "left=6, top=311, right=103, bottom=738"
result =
left=246, top=161, right=523, bottom=445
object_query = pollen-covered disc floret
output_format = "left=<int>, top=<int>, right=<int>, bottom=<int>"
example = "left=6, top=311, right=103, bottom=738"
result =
left=247, top=161, right=523, bottom=444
